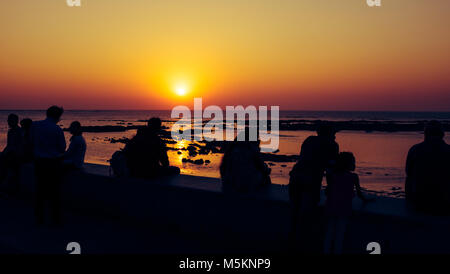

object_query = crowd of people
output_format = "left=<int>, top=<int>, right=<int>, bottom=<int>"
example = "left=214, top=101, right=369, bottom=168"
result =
left=1, top=106, right=449, bottom=253
left=218, top=121, right=450, bottom=253
left=0, top=106, right=86, bottom=225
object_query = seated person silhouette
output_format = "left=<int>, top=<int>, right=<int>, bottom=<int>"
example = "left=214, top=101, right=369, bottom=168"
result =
left=405, top=120, right=450, bottom=214
left=0, top=113, right=24, bottom=194
left=220, top=127, right=271, bottom=193
left=124, top=117, right=180, bottom=178
left=63, top=121, right=86, bottom=171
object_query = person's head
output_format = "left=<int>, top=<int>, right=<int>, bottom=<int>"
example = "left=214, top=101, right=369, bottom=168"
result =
left=424, top=120, right=444, bottom=141
left=336, top=152, right=356, bottom=172
left=7, top=113, right=19, bottom=128
left=69, top=121, right=82, bottom=136
left=46, top=106, right=64, bottom=123
left=20, top=118, right=32, bottom=131
left=147, top=117, right=162, bottom=133
left=316, top=123, right=336, bottom=139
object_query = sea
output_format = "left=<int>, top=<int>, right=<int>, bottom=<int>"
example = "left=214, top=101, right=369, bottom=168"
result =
left=1, top=110, right=450, bottom=197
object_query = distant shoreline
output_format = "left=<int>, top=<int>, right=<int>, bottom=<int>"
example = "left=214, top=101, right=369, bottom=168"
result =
left=64, top=119, right=450, bottom=133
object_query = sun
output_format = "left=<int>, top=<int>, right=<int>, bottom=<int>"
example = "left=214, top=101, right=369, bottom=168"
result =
left=174, top=83, right=189, bottom=96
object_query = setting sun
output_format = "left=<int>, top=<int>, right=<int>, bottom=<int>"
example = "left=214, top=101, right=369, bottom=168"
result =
left=175, top=83, right=189, bottom=96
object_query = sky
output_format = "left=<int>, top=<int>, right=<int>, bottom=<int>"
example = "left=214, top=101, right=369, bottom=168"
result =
left=0, top=0, right=449, bottom=111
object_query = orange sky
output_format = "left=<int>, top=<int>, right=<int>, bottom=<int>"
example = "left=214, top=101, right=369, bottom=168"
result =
left=0, top=0, right=449, bottom=111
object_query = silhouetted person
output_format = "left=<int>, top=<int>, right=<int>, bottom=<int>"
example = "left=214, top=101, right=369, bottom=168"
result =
left=405, top=120, right=450, bottom=214
left=63, top=121, right=86, bottom=171
left=220, top=127, right=271, bottom=193
left=124, top=117, right=180, bottom=178
left=20, top=118, right=33, bottom=163
left=323, top=152, right=371, bottom=254
left=32, top=106, right=66, bottom=225
left=288, top=123, right=339, bottom=251
left=0, top=114, right=24, bottom=194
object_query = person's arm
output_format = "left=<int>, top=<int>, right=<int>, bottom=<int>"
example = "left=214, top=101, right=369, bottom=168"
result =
left=251, top=146, right=270, bottom=176
left=354, top=174, right=373, bottom=202
left=3, top=131, right=12, bottom=154
left=57, top=127, right=66, bottom=156
left=4, top=130, right=23, bottom=155
left=64, top=139, right=74, bottom=158
left=159, top=139, right=169, bottom=167
left=405, top=146, right=416, bottom=177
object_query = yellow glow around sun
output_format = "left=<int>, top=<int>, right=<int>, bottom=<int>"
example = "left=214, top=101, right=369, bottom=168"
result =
left=174, top=83, right=189, bottom=96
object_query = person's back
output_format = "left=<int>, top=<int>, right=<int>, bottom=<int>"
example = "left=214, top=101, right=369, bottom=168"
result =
left=64, top=121, right=86, bottom=170
left=32, top=106, right=66, bottom=225
left=406, top=124, right=450, bottom=213
left=289, top=126, right=339, bottom=205
left=20, top=118, right=33, bottom=163
left=3, top=114, right=24, bottom=159
left=295, top=135, right=337, bottom=174
left=125, top=129, right=164, bottom=177
left=5, top=125, right=24, bottom=159
left=326, top=171, right=358, bottom=217
left=33, top=118, right=66, bottom=159
left=0, top=114, right=24, bottom=194
left=125, top=117, right=178, bottom=178
left=220, top=141, right=269, bottom=193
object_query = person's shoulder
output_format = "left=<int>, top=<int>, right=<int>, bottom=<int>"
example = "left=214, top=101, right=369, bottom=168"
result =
left=408, top=142, right=424, bottom=153
left=79, top=136, right=87, bottom=146
left=14, top=127, right=24, bottom=136
left=32, top=120, right=44, bottom=127
left=349, top=172, right=359, bottom=180
left=73, top=135, right=85, bottom=143
left=303, top=135, right=317, bottom=145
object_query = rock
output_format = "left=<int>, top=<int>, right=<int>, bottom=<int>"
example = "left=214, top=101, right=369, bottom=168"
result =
left=193, top=159, right=204, bottom=165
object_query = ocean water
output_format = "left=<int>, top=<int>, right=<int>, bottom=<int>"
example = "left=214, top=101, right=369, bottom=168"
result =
left=1, top=110, right=450, bottom=197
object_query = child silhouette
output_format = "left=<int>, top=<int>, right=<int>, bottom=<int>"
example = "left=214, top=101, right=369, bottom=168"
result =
left=323, top=152, right=373, bottom=254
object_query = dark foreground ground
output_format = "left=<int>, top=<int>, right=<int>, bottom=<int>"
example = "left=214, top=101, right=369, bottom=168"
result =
left=1, top=163, right=450, bottom=254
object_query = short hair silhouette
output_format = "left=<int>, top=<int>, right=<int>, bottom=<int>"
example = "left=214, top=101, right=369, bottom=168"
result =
left=69, top=121, right=82, bottom=135
left=7, top=113, right=19, bottom=126
left=336, top=152, right=356, bottom=172
left=424, top=120, right=444, bottom=140
left=136, top=127, right=146, bottom=136
left=20, top=118, right=33, bottom=129
left=316, top=123, right=335, bottom=138
left=147, top=117, right=162, bottom=132
left=46, top=106, right=64, bottom=120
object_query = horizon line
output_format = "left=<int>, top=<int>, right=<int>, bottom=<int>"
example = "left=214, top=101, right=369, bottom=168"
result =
left=0, top=109, right=450, bottom=113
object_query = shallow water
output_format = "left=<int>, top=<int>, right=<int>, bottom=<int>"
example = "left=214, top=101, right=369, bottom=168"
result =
left=1, top=110, right=449, bottom=197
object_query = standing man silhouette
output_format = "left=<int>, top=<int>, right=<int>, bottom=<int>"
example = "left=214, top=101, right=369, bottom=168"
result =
left=288, top=123, right=339, bottom=251
left=32, top=106, right=66, bottom=225
left=0, top=113, right=24, bottom=194
left=405, top=120, right=450, bottom=214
